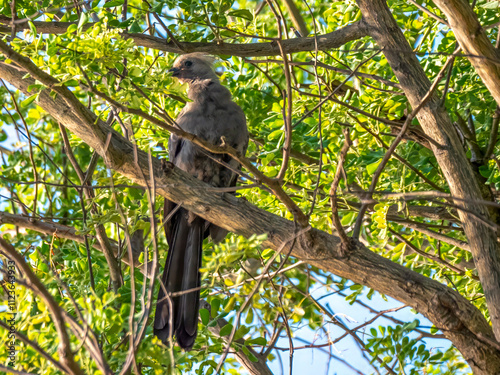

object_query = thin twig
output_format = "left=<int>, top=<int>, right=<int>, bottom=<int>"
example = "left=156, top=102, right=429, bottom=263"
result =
left=0, top=238, right=84, bottom=375
left=1, top=80, right=39, bottom=216
left=406, top=0, right=449, bottom=26
left=484, top=106, right=500, bottom=161
left=352, top=49, right=459, bottom=239
left=347, top=115, right=444, bottom=191
left=214, top=226, right=311, bottom=374
left=58, top=123, right=121, bottom=291
left=329, top=129, right=352, bottom=248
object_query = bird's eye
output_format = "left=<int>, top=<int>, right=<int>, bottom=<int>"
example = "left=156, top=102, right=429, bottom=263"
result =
left=184, top=61, right=192, bottom=67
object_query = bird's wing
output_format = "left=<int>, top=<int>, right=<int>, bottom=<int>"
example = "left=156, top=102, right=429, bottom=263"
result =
left=155, top=81, right=248, bottom=350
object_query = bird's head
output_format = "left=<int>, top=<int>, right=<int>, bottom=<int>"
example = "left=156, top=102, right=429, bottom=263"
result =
left=169, top=53, right=218, bottom=83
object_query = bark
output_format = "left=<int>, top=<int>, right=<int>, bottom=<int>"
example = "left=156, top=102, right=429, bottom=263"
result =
left=0, top=237, right=85, bottom=375
left=0, top=17, right=367, bottom=57
left=355, top=0, right=500, bottom=363
left=0, top=212, right=272, bottom=374
left=432, top=0, right=500, bottom=107
left=199, top=301, right=274, bottom=375
left=0, top=210, right=140, bottom=267
left=1, top=53, right=499, bottom=373
left=282, top=0, right=309, bottom=37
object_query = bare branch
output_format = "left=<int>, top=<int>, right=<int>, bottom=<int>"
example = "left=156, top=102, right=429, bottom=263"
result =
left=432, top=0, right=500, bottom=106
left=1, top=38, right=500, bottom=371
left=357, top=0, right=500, bottom=349
left=0, top=237, right=84, bottom=375
left=0, top=17, right=368, bottom=57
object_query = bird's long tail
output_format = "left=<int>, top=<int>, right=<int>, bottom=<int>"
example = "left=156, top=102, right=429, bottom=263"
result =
left=154, top=208, right=203, bottom=350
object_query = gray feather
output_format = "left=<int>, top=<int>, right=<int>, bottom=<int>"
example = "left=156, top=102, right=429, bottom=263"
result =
left=154, top=53, right=248, bottom=350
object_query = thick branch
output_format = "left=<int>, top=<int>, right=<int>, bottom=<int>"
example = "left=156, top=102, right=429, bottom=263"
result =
left=0, top=237, right=84, bottom=375
left=1, top=51, right=499, bottom=373
left=0, top=210, right=140, bottom=268
left=0, top=17, right=367, bottom=57
left=355, top=0, right=500, bottom=370
left=432, top=0, right=500, bottom=106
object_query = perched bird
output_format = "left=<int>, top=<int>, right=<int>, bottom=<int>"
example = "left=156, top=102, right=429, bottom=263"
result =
left=154, top=53, right=249, bottom=350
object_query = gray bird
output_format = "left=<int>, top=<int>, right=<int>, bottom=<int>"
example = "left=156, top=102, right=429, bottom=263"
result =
left=154, top=53, right=249, bottom=350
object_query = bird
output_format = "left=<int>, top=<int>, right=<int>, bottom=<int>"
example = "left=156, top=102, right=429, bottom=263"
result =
left=154, top=53, right=249, bottom=350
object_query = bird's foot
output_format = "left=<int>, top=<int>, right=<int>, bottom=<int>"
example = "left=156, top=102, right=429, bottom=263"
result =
left=161, top=159, right=176, bottom=175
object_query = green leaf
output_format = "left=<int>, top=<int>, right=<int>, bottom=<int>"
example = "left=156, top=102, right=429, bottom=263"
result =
left=245, top=337, right=267, bottom=346
left=118, top=18, right=135, bottom=28
left=245, top=307, right=254, bottom=324
left=219, top=323, right=233, bottom=336
left=211, top=299, right=221, bottom=318
left=200, top=308, right=210, bottom=325
left=479, top=165, right=491, bottom=178
left=224, top=297, right=236, bottom=312
left=404, top=320, right=419, bottom=331
left=234, top=325, right=250, bottom=341
left=129, top=21, right=142, bottom=33
left=261, top=249, right=274, bottom=260
left=28, top=20, right=37, bottom=36
left=20, top=94, right=38, bottom=108
left=129, top=67, right=142, bottom=77
left=103, top=0, right=124, bottom=7
left=219, top=0, right=234, bottom=13
left=67, top=24, right=78, bottom=34
left=228, top=9, right=253, bottom=21
left=366, top=160, right=381, bottom=175
left=47, top=45, right=58, bottom=57
left=341, top=212, right=355, bottom=226
left=392, top=242, right=406, bottom=253
left=27, top=84, right=43, bottom=93
left=77, top=12, right=88, bottom=30
left=267, top=129, right=282, bottom=140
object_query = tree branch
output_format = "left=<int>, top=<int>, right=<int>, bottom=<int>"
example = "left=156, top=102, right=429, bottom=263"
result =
left=58, top=123, right=123, bottom=292
left=0, top=237, right=85, bottom=375
left=0, top=210, right=141, bottom=268
left=0, top=17, right=368, bottom=57
left=1, top=45, right=499, bottom=373
left=432, top=0, right=500, bottom=106
left=200, top=300, right=274, bottom=375
left=356, top=0, right=500, bottom=368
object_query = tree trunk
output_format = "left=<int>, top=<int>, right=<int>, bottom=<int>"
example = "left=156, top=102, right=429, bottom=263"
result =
left=355, top=0, right=500, bottom=370
left=1, top=54, right=499, bottom=372
left=432, top=0, right=500, bottom=107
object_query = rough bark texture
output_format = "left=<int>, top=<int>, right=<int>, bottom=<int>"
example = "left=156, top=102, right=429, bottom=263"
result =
left=1, top=57, right=499, bottom=372
left=0, top=210, right=271, bottom=373
left=432, top=0, right=500, bottom=107
left=0, top=16, right=367, bottom=57
left=355, top=0, right=500, bottom=368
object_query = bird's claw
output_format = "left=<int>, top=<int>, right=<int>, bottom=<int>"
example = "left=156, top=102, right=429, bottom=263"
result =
left=161, top=159, right=175, bottom=175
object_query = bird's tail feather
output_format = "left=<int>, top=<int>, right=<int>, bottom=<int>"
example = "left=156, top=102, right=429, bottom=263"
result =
left=154, top=208, right=203, bottom=350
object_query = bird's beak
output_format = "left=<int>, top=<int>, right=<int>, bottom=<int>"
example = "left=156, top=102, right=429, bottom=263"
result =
left=169, top=67, right=180, bottom=77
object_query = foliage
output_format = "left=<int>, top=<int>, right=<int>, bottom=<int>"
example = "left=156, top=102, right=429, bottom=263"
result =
left=1, top=0, right=499, bottom=374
